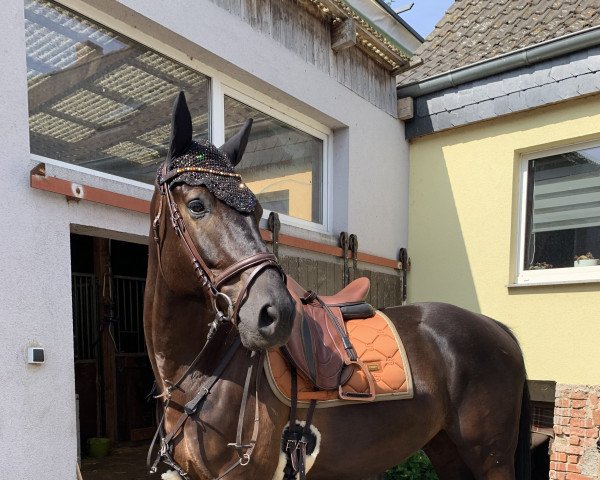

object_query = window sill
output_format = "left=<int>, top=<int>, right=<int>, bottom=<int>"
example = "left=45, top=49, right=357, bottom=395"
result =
left=507, top=278, right=600, bottom=288
left=511, top=265, right=600, bottom=288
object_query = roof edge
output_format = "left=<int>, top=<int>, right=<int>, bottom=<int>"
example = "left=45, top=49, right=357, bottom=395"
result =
left=398, top=24, right=600, bottom=98
left=342, top=0, right=422, bottom=55
left=371, top=0, right=424, bottom=43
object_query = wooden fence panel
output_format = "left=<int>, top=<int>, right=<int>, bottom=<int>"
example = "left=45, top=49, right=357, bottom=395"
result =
left=280, top=254, right=403, bottom=308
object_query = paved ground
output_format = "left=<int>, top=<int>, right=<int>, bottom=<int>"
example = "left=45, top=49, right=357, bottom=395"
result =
left=80, top=442, right=168, bottom=479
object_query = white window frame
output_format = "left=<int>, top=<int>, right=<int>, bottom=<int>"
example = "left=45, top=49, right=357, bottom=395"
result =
left=31, top=0, right=334, bottom=235
left=219, top=84, right=332, bottom=234
left=515, top=140, right=600, bottom=286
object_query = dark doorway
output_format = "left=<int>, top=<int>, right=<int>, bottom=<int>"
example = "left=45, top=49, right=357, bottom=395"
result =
left=72, top=234, right=155, bottom=453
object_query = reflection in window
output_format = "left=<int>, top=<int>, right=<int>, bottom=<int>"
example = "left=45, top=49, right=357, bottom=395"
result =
left=524, top=146, right=600, bottom=270
left=224, top=96, right=323, bottom=224
left=25, top=0, right=209, bottom=184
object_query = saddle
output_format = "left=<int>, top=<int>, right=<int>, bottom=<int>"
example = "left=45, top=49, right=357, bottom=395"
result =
left=282, top=277, right=377, bottom=401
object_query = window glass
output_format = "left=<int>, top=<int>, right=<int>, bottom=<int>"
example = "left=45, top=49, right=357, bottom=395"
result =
left=224, top=96, right=324, bottom=224
left=524, top=146, right=600, bottom=270
left=25, top=0, right=209, bottom=184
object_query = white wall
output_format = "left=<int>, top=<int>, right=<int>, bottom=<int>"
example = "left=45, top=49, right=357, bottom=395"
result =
left=0, top=0, right=409, bottom=477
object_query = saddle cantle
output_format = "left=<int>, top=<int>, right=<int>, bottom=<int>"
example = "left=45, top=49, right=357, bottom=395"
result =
left=281, top=277, right=377, bottom=400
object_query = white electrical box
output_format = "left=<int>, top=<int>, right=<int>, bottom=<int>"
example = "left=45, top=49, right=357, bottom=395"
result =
left=27, top=347, right=45, bottom=364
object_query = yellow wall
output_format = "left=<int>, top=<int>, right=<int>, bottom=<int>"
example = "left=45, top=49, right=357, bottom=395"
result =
left=408, top=95, right=600, bottom=385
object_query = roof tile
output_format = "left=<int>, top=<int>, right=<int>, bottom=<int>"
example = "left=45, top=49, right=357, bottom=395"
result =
left=398, top=0, right=600, bottom=86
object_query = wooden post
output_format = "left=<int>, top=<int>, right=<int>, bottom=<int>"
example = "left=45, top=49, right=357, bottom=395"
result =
left=93, top=237, right=118, bottom=443
left=397, top=97, right=414, bottom=121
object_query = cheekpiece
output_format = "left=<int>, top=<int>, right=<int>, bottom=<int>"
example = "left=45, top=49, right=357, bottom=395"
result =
left=159, top=139, right=257, bottom=213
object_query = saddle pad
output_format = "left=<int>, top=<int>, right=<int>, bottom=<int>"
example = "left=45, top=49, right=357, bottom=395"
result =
left=265, top=311, right=413, bottom=408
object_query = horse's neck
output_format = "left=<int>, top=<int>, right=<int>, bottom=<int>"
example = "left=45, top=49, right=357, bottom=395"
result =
left=147, top=272, right=218, bottom=389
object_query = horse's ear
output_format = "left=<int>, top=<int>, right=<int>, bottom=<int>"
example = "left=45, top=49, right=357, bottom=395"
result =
left=220, top=119, right=253, bottom=166
left=168, top=91, right=193, bottom=161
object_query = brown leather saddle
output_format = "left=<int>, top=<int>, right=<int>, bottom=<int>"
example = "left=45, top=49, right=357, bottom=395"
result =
left=282, top=277, right=377, bottom=401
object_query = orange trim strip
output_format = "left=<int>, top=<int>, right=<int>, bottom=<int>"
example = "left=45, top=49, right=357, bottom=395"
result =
left=30, top=164, right=150, bottom=214
left=261, top=231, right=399, bottom=270
left=30, top=164, right=399, bottom=270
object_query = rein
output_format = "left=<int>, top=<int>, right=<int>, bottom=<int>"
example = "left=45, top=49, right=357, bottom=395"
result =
left=148, top=164, right=284, bottom=478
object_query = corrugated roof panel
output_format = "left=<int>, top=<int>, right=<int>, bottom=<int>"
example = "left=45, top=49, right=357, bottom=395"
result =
left=103, top=141, right=160, bottom=165
left=96, top=64, right=179, bottom=106
left=29, top=112, right=95, bottom=143
left=51, top=89, right=136, bottom=126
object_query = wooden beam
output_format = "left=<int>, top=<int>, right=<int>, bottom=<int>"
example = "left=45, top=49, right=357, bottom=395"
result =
left=331, top=18, right=356, bottom=52
left=30, top=163, right=151, bottom=214
left=93, top=237, right=118, bottom=443
left=397, top=96, right=414, bottom=121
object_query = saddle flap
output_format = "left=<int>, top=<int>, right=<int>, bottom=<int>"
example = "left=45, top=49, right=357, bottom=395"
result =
left=282, top=287, right=354, bottom=390
left=282, top=277, right=377, bottom=393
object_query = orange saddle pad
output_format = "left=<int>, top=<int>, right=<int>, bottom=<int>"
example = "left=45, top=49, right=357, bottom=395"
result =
left=265, top=311, right=414, bottom=408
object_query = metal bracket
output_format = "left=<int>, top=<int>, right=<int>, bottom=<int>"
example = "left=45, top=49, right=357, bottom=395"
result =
left=268, top=212, right=281, bottom=259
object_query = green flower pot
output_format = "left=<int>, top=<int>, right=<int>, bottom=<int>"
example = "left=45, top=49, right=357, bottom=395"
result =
left=87, top=437, right=111, bottom=458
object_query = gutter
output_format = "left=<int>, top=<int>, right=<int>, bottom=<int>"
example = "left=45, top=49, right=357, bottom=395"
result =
left=397, top=24, right=600, bottom=98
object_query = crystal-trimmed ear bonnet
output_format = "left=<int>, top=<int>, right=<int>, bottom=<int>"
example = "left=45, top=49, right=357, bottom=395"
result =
left=158, top=138, right=257, bottom=213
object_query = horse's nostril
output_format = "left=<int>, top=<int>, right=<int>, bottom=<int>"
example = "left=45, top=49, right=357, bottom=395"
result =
left=258, top=304, right=278, bottom=330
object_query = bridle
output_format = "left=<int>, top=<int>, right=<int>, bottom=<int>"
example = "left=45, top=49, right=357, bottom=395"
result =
left=148, top=162, right=286, bottom=479
left=153, top=163, right=284, bottom=327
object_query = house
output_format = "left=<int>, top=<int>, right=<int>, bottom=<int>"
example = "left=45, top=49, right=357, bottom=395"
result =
left=0, top=0, right=421, bottom=477
left=398, top=1, right=600, bottom=478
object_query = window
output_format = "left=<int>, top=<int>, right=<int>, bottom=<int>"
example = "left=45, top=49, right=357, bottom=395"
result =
left=25, top=1, right=331, bottom=231
left=224, top=95, right=326, bottom=227
left=517, top=142, right=600, bottom=284
left=25, top=0, right=209, bottom=184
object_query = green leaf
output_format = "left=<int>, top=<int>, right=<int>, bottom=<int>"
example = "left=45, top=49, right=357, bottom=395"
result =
left=385, top=451, right=439, bottom=480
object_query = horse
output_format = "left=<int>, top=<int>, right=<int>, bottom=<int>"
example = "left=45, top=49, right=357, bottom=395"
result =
left=144, top=92, right=531, bottom=480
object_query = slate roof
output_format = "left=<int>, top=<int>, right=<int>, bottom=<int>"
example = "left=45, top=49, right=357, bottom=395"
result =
left=398, top=0, right=600, bottom=86
left=405, top=45, right=600, bottom=138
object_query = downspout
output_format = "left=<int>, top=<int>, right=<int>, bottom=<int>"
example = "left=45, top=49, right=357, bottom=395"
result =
left=397, top=24, right=600, bottom=98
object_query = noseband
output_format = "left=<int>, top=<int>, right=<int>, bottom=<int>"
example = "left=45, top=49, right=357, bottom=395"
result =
left=153, top=163, right=284, bottom=328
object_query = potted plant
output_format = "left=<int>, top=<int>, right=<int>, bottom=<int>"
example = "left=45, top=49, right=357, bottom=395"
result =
left=530, top=261, right=553, bottom=270
left=573, top=252, right=599, bottom=267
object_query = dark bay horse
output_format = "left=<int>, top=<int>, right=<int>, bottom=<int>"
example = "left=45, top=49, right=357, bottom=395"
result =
left=144, top=93, right=531, bottom=480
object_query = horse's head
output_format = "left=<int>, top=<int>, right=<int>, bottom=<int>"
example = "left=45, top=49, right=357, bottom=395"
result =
left=151, top=92, right=295, bottom=350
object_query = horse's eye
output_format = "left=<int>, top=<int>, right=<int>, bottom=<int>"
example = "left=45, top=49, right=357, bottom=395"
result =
left=187, top=199, right=206, bottom=215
